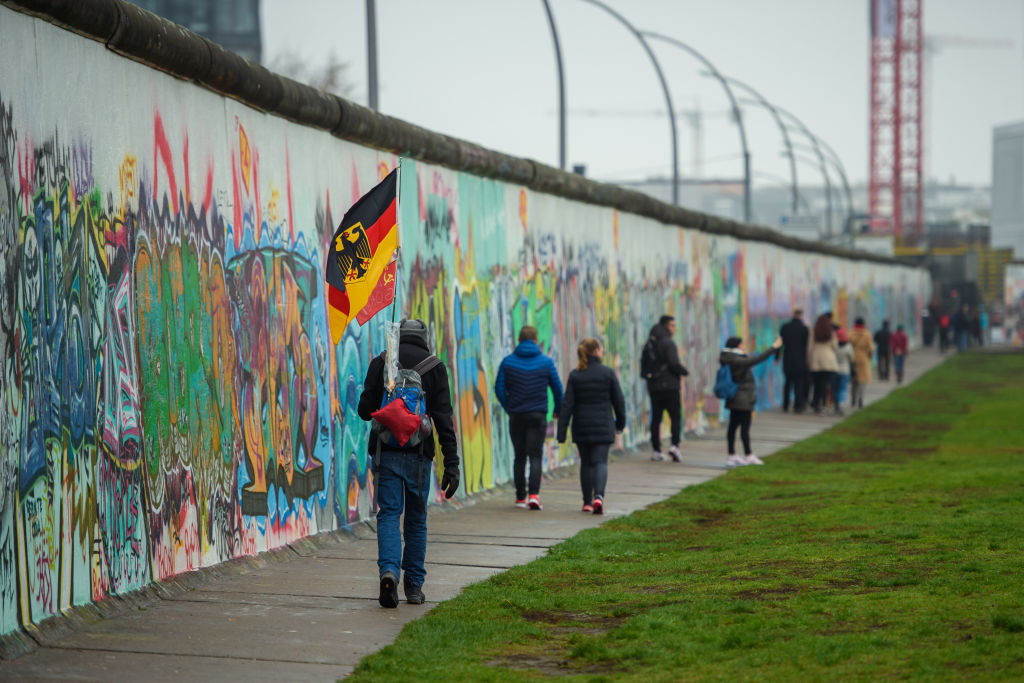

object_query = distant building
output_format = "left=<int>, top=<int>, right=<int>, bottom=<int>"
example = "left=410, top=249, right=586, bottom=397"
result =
left=992, top=121, right=1024, bottom=259
left=130, top=0, right=262, bottom=62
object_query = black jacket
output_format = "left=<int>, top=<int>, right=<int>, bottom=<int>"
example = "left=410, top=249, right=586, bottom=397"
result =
left=874, top=328, right=892, bottom=357
left=778, top=318, right=809, bottom=373
left=357, top=332, right=459, bottom=467
left=644, top=323, right=688, bottom=393
left=719, top=347, right=775, bottom=412
left=557, top=357, right=626, bottom=444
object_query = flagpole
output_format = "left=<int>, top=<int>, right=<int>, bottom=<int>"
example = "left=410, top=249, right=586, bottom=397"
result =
left=392, top=158, right=402, bottom=324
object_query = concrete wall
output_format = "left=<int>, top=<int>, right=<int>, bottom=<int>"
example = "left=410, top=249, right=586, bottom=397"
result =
left=0, top=4, right=930, bottom=637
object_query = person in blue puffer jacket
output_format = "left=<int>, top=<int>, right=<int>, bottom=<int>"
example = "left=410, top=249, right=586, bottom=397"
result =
left=494, top=326, right=564, bottom=511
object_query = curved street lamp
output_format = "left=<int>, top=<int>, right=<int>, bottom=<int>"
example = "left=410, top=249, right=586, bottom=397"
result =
left=643, top=32, right=751, bottom=223
left=773, top=106, right=835, bottom=238
left=723, top=77, right=799, bottom=217
left=540, top=0, right=567, bottom=171
left=577, top=0, right=679, bottom=204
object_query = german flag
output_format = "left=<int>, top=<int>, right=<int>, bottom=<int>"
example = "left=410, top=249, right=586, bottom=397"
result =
left=325, top=168, right=399, bottom=344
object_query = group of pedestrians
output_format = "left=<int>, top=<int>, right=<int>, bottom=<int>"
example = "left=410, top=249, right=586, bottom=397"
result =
left=936, top=304, right=988, bottom=353
left=778, top=308, right=910, bottom=417
left=357, top=309, right=910, bottom=609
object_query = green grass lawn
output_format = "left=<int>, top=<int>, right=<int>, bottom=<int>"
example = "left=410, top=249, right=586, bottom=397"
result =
left=350, top=352, right=1024, bottom=681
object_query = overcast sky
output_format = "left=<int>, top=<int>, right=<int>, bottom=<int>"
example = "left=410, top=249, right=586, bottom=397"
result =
left=262, top=0, right=1024, bottom=188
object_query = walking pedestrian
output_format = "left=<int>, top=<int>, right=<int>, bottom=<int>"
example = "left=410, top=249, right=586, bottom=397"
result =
left=890, top=323, right=908, bottom=383
left=849, top=317, right=874, bottom=408
left=808, top=312, right=839, bottom=416
left=557, top=338, right=626, bottom=515
left=641, top=315, right=688, bottom=462
left=874, top=320, right=892, bottom=381
left=358, top=319, right=460, bottom=608
left=494, top=325, right=564, bottom=511
left=938, top=312, right=951, bottom=353
left=833, top=328, right=854, bottom=416
left=953, top=306, right=971, bottom=352
left=980, top=309, right=990, bottom=346
left=777, top=307, right=810, bottom=413
left=720, top=335, right=783, bottom=467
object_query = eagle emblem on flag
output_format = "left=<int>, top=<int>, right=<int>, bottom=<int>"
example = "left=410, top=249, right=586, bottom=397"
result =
left=335, top=222, right=372, bottom=283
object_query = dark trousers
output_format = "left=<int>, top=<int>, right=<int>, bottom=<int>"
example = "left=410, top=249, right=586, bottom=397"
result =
left=509, top=412, right=547, bottom=499
left=649, top=390, right=681, bottom=452
left=577, top=442, right=610, bottom=505
left=727, top=410, right=752, bottom=455
left=782, top=371, right=808, bottom=412
left=877, top=353, right=891, bottom=380
left=811, top=371, right=834, bottom=412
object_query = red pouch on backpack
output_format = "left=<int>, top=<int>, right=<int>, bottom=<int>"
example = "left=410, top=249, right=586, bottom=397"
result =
left=371, top=400, right=421, bottom=446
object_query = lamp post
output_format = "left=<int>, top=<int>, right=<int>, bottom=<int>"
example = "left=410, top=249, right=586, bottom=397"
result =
left=723, top=77, right=799, bottom=217
left=577, top=0, right=679, bottom=204
left=540, top=0, right=567, bottom=171
left=772, top=106, right=834, bottom=239
left=366, top=0, right=379, bottom=111
left=643, top=32, right=750, bottom=222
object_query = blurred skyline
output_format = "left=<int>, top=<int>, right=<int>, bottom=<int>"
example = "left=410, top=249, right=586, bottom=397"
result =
left=262, top=0, right=1024, bottom=188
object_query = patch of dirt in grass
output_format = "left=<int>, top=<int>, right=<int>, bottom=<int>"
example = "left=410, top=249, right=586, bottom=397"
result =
left=487, top=653, right=618, bottom=676
left=791, top=445, right=937, bottom=463
left=690, top=507, right=732, bottom=526
left=732, top=586, right=802, bottom=601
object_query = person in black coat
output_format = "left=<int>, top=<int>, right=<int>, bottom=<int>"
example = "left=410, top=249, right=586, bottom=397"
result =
left=643, top=316, right=688, bottom=461
left=557, top=338, right=626, bottom=515
left=357, top=319, right=459, bottom=608
left=874, top=320, right=892, bottom=380
left=776, top=308, right=809, bottom=413
left=719, top=335, right=782, bottom=468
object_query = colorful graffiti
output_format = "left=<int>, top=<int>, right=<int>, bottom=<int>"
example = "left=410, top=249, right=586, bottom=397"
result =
left=0, top=6, right=929, bottom=638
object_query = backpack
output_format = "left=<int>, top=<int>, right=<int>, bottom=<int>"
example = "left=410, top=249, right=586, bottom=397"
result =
left=713, top=363, right=739, bottom=400
left=370, top=355, right=442, bottom=450
left=639, top=335, right=664, bottom=380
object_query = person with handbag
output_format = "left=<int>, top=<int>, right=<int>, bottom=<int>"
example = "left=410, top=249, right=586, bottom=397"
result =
left=719, top=335, right=783, bottom=467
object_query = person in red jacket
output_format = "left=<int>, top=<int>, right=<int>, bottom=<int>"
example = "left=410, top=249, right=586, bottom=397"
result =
left=890, top=324, right=909, bottom=383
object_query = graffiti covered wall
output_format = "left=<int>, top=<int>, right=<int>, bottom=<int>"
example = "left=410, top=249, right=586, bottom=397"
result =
left=0, top=7, right=929, bottom=634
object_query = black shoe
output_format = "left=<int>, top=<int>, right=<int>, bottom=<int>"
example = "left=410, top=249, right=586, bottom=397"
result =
left=404, top=579, right=425, bottom=605
left=379, top=571, right=399, bottom=608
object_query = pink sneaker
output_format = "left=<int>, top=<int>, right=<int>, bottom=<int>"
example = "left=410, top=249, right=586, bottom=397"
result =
left=592, top=497, right=604, bottom=515
left=743, top=454, right=764, bottom=465
left=528, top=494, right=542, bottom=510
left=581, top=504, right=593, bottom=513
left=515, top=498, right=528, bottom=509
left=668, top=445, right=682, bottom=462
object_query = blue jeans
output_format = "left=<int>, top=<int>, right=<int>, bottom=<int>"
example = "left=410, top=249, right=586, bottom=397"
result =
left=893, top=354, right=905, bottom=379
left=376, top=450, right=429, bottom=586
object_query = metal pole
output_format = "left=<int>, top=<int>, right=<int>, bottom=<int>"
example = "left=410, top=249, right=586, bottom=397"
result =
left=777, top=106, right=833, bottom=239
left=366, top=0, right=379, bottom=111
left=728, top=79, right=800, bottom=217
left=541, top=0, right=567, bottom=171
left=643, top=32, right=751, bottom=222
left=579, top=0, right=678, bottom=204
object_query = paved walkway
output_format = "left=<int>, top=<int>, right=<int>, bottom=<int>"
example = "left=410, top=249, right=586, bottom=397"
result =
left=0, top=350, right=947, bottom=681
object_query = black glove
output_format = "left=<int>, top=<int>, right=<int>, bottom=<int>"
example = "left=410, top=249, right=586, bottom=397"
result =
left=441, top=464, right=460, bottom=499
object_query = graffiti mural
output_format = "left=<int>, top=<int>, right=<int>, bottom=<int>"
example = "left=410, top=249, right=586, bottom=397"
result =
left=0, top=5, right=930, bottom=637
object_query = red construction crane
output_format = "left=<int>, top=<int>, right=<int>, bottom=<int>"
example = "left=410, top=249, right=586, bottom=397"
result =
left=869, top=0, right=923, bottom=246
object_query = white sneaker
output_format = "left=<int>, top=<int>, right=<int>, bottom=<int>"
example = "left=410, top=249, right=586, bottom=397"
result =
left=650, top=451, right=666, bottom=461
left=743, top=454, right=764, bottom=465
left=725, top=455, right=746, bottom=468
left=668, top=445, right=682, bottom=462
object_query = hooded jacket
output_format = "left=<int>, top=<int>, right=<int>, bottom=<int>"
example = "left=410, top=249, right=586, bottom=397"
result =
left=357, top=329, right=459, bottom=467
left=778, top=317, right=809, bottom=373
left=644, top=323, right=689, bottom=393
left=719, top=347, right=775, bottom=412
left=557, top=357, right=626, bottom=444
left=494, top=341, right=563, bottom=415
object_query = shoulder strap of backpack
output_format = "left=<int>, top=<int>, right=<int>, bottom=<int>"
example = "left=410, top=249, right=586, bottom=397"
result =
left=412, top=355, right=442, bottom=377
